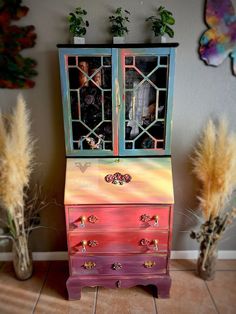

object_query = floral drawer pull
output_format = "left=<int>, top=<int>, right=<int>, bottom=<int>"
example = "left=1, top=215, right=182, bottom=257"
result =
left=144, top=261, right=156, bottom=268
left=140, top=238, right=150, bottom=246
left=88, top=240, right=98, bottom=247
left=112, top=262, right=122, bottom=270
left=140, top=214, right=151, bottom=223
left=105, top=172, right=132, bottom=185
left=83, top=261, right=96, bottom=269
left=88, top=215, right=98, bottom=224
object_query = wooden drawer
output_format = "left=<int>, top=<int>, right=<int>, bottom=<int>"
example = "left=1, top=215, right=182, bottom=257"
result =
left=67, top=205, right=170, bottom=231
left=69, top=230, right=168, bottom=254
left=70, top=254, right=167, bottom=276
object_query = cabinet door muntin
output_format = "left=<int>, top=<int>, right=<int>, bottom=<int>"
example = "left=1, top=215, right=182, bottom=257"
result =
left=118, top=48, right=175, bottom=156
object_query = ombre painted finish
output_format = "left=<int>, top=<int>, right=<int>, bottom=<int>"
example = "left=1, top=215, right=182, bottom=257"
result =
left=69, top=230, right=169, bottom=254
left=67, top=205, right=170, bottom=231
left=58, top=45, right=177, bottom=300
left=64, top=157, right=174, bottom=205
left=70, top=254, right=167, bottom=276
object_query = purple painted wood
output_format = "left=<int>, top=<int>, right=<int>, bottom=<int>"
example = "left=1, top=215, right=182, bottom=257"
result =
left=66, top=274, right=171, bottom=300
left=70, top=254, right=167, bottom=276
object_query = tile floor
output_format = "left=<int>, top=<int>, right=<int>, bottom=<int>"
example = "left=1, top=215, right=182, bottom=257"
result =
left=0, top=260, right=235, bottom=314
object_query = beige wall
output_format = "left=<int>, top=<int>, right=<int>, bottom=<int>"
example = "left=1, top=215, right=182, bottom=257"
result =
left=1, top=0, right=236, bottom=252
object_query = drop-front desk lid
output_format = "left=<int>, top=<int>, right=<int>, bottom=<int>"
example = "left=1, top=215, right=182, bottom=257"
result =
left=64, top=157, right=174, bottom=205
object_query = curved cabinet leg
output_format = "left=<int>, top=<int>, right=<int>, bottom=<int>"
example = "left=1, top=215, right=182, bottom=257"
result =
left=66, top=276, right=82, bottom=300
left=154, top=276, right=171, bottom=298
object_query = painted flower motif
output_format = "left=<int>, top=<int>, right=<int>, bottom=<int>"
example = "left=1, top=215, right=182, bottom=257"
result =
left=105, top=174, right=114, bottom=183
left=123, top=174, right=132, bottom=183
left=104, top=173, right=132, bottom=185
left=140, top=238, right=150, bottom=246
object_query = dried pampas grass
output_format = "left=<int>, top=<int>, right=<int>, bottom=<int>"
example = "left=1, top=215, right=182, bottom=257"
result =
left=0, top=94, right=34, bottom=215
left=192, top=118, right=236, bottom=220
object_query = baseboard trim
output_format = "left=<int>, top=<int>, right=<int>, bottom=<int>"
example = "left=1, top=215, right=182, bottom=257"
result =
left=0, top=251, right=235, bottom=261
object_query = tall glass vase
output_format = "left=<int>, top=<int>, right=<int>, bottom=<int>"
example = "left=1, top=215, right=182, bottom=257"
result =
left=12, top=236, right=33, bottom=280
left=197, top=246, right=218, bottom=281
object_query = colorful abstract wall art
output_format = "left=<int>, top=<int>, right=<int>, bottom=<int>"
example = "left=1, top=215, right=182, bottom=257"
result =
left=199, top=0, right=236, bottom=75
left=0, top=0, right=37, bottom=88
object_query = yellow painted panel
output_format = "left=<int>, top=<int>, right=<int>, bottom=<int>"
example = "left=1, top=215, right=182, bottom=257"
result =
left=64, top=158, right=174, bottom=205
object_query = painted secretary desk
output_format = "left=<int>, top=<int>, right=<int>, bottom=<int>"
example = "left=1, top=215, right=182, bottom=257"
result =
left=57, top=43, right=178, bottom=300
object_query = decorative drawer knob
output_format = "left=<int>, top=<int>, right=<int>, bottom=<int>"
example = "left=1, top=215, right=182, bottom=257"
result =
left=140, top=214, right=151, bottom=222
left=83, top=261, right=96, bottom=269
left=140, top=238, right=150, bottom=246
left=116, top=280, right=122, bottom=288
left=112, top=263, right=122, bottom=270
left=153, top=215, right=159, bottom=226
left=81, top=240, right=87, bottom=253
left=88, top=240, right=99, bottom=247
left=88, top=215, right=98, bottom=224
left=144, top=261, right=156, bottom=268
left=153, top=239, right=159, bottom=251
left=80, top=216, right=86, bottom=228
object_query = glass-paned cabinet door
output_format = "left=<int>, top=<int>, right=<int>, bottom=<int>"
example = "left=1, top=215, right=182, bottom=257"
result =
left=59, top=48, right=115, bottom=156
left=119, top=48, right=175, bottom=156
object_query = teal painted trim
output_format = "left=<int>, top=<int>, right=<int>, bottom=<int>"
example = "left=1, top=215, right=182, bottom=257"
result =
left=119, top=47, right=171, bottom=56
left=112, top=48, right=119, bottom=156
left=118, top=48, right=125, bottom=155
left=165, top=48, right=176, bottom=155
left=58, top=47, right=112, bottom=56
left=67, top=150, right=114, bottom=157
left=58, top=49, right=72, bottom=155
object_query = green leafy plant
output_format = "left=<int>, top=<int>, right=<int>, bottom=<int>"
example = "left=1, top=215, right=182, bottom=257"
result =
left=109, top=7, right=130, bottom=37
left=146, top=6, right=175, bottom=38
left=68, top=7, right=89, bottom=37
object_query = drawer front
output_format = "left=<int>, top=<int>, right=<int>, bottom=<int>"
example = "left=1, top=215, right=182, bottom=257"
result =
left=67, top=205, right=170, bottom=231
left=70, top=254, right=167, bottom=276
left=69, top=230, right=168, bottom=254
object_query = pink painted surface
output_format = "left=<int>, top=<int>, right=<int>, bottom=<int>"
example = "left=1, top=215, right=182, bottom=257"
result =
left=69, top=230, right=168, bottom=254
left=64, top=157, right=174, bottom=205
left=67, top=205, right=170, bottom=231
left=70, top=253, right=167, bottom=276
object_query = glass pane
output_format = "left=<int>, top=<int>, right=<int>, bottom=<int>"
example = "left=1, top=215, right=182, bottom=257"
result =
left=135, top=56, right=157, bottom=75
left=80, top=87, right=103, bottom=129
left=125, top=68, right=143, bottom=89
left=67, top=54, right=113, bottom=152
left=68, top=56, right=77, bottom=66
left=70, top=91, right=79, bottom=119
left=160, top=56, right=168, bottom=65
left=149, top=67, right=168, bottom=88
left=124, top=54, right=169, bottom=152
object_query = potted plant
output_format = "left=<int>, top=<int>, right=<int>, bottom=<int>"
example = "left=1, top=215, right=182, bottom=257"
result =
left=190, top=118, right=236, bottom=280
left=109, top=7, right=130, bottom=44
left=68, top=7, right=89, bottom=44
left=146, top=6, right=175, bottom=43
